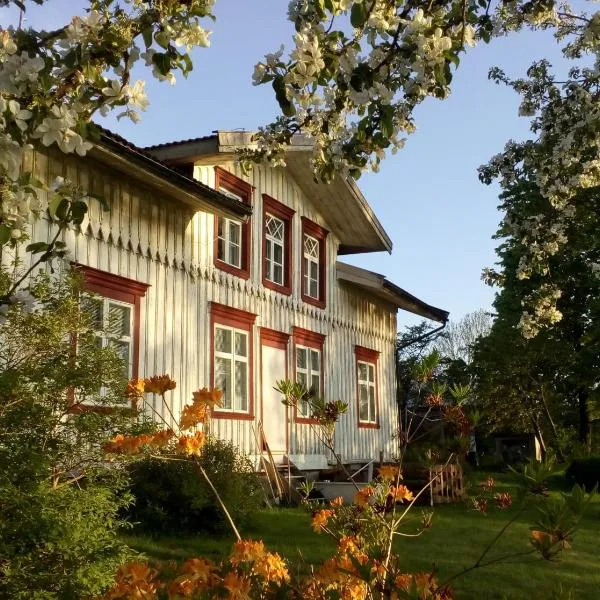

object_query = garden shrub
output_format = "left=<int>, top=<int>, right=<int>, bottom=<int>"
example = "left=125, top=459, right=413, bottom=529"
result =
left=127, top=437, right=262, bottom=534
left=0, top=272, right=138, bottom=598
left=565, top=456, right=600, bottom=492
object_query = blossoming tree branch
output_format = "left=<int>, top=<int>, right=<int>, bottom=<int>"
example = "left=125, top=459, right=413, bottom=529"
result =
left=1, top=0, right=599, bottom=335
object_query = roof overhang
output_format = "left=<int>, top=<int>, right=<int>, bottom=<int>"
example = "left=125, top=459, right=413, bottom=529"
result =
left=337, top=261, right=449, bottom=323
left=145, top=131, right=392, bottom=254
left=93, top=131, right=252, bottom=221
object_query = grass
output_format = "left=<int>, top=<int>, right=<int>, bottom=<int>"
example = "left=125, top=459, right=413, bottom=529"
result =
left=122, top=473, right=600, bottom=599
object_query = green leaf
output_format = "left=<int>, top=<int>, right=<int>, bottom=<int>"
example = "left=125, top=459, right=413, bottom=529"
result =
left=142, top=27, right=153, bottom=49
left=26, top=242, right=50, bottom=255
left=71, top=201, right=88, bottom=225
left=154, top=31, right=170, bottom=50
left=0, top=225, right=11, bottom=245
left=350, top=2, right=367, bottom=28
left=152, top=53, right=171, bottom=76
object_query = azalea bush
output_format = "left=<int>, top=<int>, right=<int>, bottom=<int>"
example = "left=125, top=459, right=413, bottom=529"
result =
left=0, top=270, right=138, bottom=599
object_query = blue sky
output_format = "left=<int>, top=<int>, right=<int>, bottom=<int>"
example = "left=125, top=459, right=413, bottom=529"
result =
left=2, top=2, right=574, bottom=326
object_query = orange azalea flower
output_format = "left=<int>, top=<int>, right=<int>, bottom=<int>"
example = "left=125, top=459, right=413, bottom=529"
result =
left=337, top=536, right=368, bottom=568
left=144, top=374, right=177, bottom=395
left=125, top=378, right=145, bottom=402
left=425, top=393, right=444, bottom=406
left=311, top=509, right=334, bottom=532
left=192, top=387, right=223, bottom=408
left=330, top=496, right=344, bottom=507
left=482, top=476, right=495, bottom=490
left=495, top=492, right=513, bottom=509
left=472, top=496, right=488, bottom=514
left=102, top=433, right=153, bottom=455
left=105, top=561, right=158, bottom=599
left=152, top=428, right=175, bottom=447
left=222, top=571, right=252, bottom=600
left=178, top=431, right=205, bottom=456
left=354, top=486, right=375, bottom=507
left=389, top=485, right=414, bottom=503
left=170, top=557, right=219, bottom=597
left=378, top=465, right=402, bottom=481
left=253, top=552, right=290, bottom=585
left=179, top=403, right=208, bottom=431
left=230, top=539, right=266, bottom=565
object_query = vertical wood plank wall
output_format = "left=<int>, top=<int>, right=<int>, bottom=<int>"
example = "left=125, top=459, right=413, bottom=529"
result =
left=20, top=149, right=400, bottom=464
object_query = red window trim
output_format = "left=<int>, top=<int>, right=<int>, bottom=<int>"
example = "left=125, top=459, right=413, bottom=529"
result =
left=210, top=302, right=257, bottom=421
left=74, top=264, right=149, bottom=381
left=262, top=194, right=295, bottom=296
left=213, top=167, right=252, bottom=280
left=301, top=216, right=328, bottom=309
left=260, top=327, right=289, bottom=350
left=355, top=345, right=380, bottom=429
left=292, top=326, right=325, bottom=424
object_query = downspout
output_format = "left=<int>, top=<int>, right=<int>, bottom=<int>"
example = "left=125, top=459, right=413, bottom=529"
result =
left=395, top=320, right=448, bottom=352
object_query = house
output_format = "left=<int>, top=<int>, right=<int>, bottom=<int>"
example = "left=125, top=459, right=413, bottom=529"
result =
left=20, top=129, right=448, bottom=470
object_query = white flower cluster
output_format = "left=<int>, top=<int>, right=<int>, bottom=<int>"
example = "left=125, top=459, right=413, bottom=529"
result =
left=519, top=285, right=563, bottom=339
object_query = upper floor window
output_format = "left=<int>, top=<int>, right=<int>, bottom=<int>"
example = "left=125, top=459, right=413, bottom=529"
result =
left=301, top=217, right=328, bottom=309
left=210, top=302, right=256, bottom=421
left=262, top=194, right=294, bottom=295
left=355, top=346, right=380, bottom=428
left=292, top=326, right=325, bottom=422
left=214, top=167, right=252, bottom=279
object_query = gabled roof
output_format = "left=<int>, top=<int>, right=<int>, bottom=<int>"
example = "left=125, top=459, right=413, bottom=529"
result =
left=90, top=126, right=252, bottom=220
left=144, top=131, right=392, bottom=255
left=336, top=262, right=449, bottom=323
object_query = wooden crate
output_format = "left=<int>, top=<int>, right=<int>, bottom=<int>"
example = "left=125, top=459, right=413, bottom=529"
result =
left=429, top=462, right=464, bottom=504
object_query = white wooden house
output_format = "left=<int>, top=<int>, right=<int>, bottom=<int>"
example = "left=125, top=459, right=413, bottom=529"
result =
left=21, top=129, right=447, bottom=470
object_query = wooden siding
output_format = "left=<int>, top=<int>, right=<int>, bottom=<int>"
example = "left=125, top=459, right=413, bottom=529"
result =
left=16, top=148, right=400, bottom=464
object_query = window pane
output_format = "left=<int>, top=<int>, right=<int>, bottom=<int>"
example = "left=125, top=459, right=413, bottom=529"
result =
left=309, top=279, right=318, bottom=299
left=266, top=240, right=272, bottom=261
left=235, top=332, right=247, bottom=357
left=359, top=385, right=369, bottom=421
left=310, top=261, right=319, bottom=280
left=369, top=387, right=376, bottom=422
left=217, top=216, right=225, bottom=238
left=273, top=242, right=283, bottom=265
left=215, top=356, right=232, bottom=409
left=368, top=364, right=375, bottom=382
left=358, top=362, right=368, bottom=381
left=109, top=339, right=131, bottom=377
left=217, top=237, right=225, bottom=261
left=299, top=399, right=310, bottom=417
left=229, top=242, right=240, bottom=268
left=297, top=371, right=307, bottom=389
left=297, top=347, right=307, bottom=369
left=229, top=220, right=241, bottom=245
left=215, top=327, right=232, bottom=353
left=310, top=350, right=320, bottom=371
left=83, top=297, right=103, bottom=330
left=108, top=303, right=131, bottom=337
left=235, top=360, right=248, bottom=411
left=311, top=374, right=320, bottom=395
left=274, top=264, right=283, bottom=285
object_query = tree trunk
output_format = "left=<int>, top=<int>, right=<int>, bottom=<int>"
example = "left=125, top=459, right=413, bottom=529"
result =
left=578, top=389, right=591, bottom=451
left=530, top=415, right=547, bottom=461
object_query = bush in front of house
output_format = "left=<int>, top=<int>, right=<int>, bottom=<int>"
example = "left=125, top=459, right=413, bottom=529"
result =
left=0, top=272, right=137, bottom=599
left=565, top=456, right=600, bottom=492
left=127, top=436, right=263, bottom=534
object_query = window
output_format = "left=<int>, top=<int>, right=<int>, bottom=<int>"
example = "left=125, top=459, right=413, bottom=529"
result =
left=262, top=194, right=295, bottom=295
left=210, top=302, right=256, bottom=420
left=83, top=296, right=134, bottom=378
left=213, top=167, right=252, bottom=279
left=355, top=346, right=380, bottom=428
left=292, top=326, right=325, bottom=422
left=75, top=264, right=149, bottom=382
left=301, top=217, right=328, bottom=308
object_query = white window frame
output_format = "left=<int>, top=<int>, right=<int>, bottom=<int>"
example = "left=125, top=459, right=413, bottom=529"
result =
left=303, top=233, right=320, bottom=299
left=357, top=360, right=377, bottom=424
left=216, top=186, right=243, bottom=269
left=265, top=213, right=285, bottom=285
left=295, top=344, right=321, bottom=417
left=213, top=324, right=250, bottom=414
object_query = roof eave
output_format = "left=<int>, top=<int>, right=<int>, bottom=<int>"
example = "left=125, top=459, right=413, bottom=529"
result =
left=96, top=134, right=250, bottom=220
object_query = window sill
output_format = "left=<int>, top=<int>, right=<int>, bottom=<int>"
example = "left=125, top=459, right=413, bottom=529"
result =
left=302, top=294, right=326, bottom=309
left=295, top=416, right=319, bottom=425
left=262, top=278, right=292, bottom=296
left=358, top=421, right=380, bottom=429
left=212, top=410, right=255, bottom=421
left=214, top=259, right=250, bottom=280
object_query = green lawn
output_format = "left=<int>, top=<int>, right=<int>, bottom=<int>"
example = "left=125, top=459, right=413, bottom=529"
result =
left=122, top=475, right=600, bottom=599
